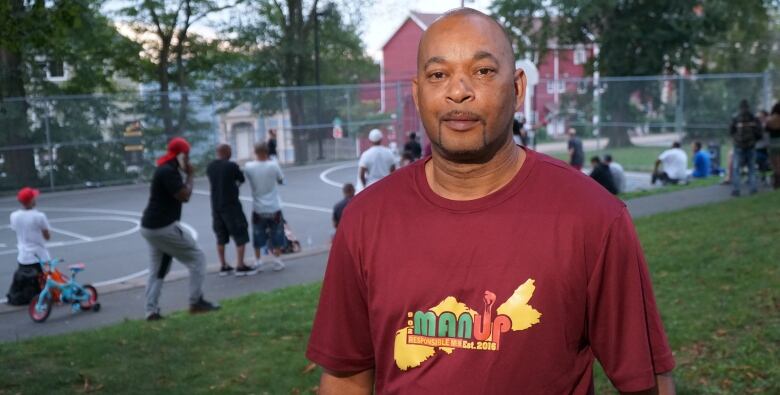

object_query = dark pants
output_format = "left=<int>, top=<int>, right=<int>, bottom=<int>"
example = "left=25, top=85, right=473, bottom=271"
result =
left=6, top=264, right=42, bottom=305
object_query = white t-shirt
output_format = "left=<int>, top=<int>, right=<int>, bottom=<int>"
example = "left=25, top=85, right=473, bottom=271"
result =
left=244, top=160, right=284, bottom=214
left=10, top=209, right=51, bottom=264
left=608, top=162, right=626, bottom=193
left=658, top=148, right=688, bottom=180
left=358, top=145, right=396, bottom=187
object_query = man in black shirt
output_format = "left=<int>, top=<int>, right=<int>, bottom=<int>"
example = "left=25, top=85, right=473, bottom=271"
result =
left=267, top=129, right=278, bottom=160
left=589, top=156, right=618, bottom=195
left=403, top=132, right=423, bottom=160
left=140, top=137, right=219, bottom=321
left=332, top=183, right=355, bottom=229
left=567, top=128, right=585, bottom=170
left=207, top=144, right=256, bottom=276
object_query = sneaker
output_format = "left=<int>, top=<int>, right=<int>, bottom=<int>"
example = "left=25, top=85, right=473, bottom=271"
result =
left=258, top=259, right=285, bottom=272
left=146, top=312, right=164, bottom=321
left=219, top=265, right=234, bottom=277
left=234, top=265, right=259, bottom=277
left=189, top=297, right=220, bottom=314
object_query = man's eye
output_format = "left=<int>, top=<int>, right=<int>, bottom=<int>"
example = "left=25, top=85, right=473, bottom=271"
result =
left=429, top=72, right=445, bottom=80
left=477, top=68, right=495, bottom=76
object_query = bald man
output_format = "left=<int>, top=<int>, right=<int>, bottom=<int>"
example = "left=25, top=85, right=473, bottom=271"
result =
left=206, top=144, right=255, bottom=276
left=307, top=9, right=675, bottom=395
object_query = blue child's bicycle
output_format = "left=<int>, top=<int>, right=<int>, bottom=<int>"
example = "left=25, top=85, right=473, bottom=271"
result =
left=28, top=258, right=101, bottom=323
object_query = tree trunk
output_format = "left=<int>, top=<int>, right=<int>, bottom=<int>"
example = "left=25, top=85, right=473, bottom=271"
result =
left=603, top=83, right=634, bottom=148
left=0, top=0, right=38, bottom=186
left=158, top=44, right=174, bottom=138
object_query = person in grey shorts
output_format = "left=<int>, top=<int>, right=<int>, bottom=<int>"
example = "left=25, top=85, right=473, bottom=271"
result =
left=140, top=137, right=219, bottom=321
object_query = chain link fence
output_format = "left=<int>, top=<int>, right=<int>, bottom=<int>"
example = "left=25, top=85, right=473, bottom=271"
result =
left=0, top=71, right=776, bottom=192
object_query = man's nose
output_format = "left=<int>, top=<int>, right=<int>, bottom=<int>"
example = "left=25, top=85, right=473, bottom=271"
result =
left=446, top=76, right=474, bottom=104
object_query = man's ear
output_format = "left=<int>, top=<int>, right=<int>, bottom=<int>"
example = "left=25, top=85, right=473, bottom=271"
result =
left=412, top=77, right=420, bottom=115
left=514, top=68, right=527, bottom=113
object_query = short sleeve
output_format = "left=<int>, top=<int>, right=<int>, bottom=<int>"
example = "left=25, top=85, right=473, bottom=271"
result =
left=161, top=167, right=184, bottom=196
left=358, top=152, right=368, bottom=168
left=658, top=150, right=669, bottom=161
left=306, top=221, right=374, bottom=372
left=275, top=163, right=284, bottom=182
left=588, top=209, right=675, bottom=392
left=38, top=213, right=51, bottom=231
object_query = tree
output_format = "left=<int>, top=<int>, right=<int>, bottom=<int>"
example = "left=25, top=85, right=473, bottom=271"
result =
left=0, top=0, right=143, bottom=188
left=227, top=0, right=377, bottom=163
left=118, top=0, right=240, bottom=138
left=494, top=0, right=779, bottom=147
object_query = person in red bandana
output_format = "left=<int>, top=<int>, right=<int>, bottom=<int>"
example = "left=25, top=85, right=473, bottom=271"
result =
left=140, top=137, right=219, bottom=320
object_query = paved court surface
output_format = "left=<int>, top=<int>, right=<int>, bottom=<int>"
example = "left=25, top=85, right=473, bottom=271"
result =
left=0, top=161, right=356, bottom=299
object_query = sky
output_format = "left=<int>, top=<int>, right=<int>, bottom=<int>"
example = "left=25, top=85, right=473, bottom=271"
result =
left=360, top=0, right=492, bottom=59
left=105, top=0, right=493, bottom=61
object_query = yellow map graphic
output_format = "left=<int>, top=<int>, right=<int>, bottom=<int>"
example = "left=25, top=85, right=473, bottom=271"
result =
left=394, top=279, right=542, bottom=371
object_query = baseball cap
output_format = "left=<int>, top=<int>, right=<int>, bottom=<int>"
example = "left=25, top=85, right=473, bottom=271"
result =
left=368, top=129, right=383, bottom=143
left=156, top=137, right=191, bottom=166
left=17, top=187, right=40, bottom=206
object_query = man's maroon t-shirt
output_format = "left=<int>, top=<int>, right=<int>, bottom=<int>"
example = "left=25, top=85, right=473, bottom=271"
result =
left=307, top=148, right=675, bottom=394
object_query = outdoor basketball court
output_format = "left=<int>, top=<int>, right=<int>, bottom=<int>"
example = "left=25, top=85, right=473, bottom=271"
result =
left=0, top=161, right=361, bottom=299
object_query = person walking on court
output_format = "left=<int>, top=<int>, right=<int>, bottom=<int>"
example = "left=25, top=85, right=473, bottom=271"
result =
left=5, top=187, right=50, bottom=305
left=267, top=129, right=279, bottom=161
left=244, top=142, right=286, bottom=272
left=604, top=154, right=626, bottom=193
left=307, top=9, right=674, bottom=394
left=206, top=144, right=257, bottom=277
left=332, top=183, right=355, bottom=229
left=140, top=137, right=219, bottom=321
left=729, top=99, right=762, bottom=196
left=589, top=156, right=618, bottom=194
left=403, top=132, right=422, bottom=161
left=359, top=129, right=396, bottom=188
left=567, top=127, right=584, bottom=170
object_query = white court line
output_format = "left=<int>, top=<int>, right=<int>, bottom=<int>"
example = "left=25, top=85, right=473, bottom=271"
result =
left=48, top=226, right=94, bottom=241
left=319, top=163, right=357, bottom=188
left=192, top=190, right=332, bottom=214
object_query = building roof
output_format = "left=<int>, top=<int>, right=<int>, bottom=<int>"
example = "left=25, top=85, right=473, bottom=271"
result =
left=409, top=11, right=442, bottom=30
left=381, top=11, right=442, bottom=50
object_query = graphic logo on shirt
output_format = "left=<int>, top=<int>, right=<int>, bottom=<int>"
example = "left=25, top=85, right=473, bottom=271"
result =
left=394, top=279, right=542, bottom=371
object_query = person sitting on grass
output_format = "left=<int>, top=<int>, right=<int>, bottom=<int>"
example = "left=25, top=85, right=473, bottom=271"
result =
left=590, top=156, right=618, bottom=195
left=691, top=141, right=711, bottom=179
left=604, top=154, right=626, bottom=193
left=652, top=142, right=688, bottom=185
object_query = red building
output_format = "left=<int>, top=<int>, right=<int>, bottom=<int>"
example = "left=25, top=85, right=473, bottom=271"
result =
left=380, top=11, right=595, bottom=138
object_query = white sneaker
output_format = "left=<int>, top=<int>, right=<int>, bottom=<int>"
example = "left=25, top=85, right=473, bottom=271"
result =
left=271, top=259, right=285, bottom=271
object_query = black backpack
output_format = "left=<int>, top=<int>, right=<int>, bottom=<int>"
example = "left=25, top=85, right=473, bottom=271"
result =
left=6, top=266, right=41, bottom=306
left=731, top=112, right=762, bottom=149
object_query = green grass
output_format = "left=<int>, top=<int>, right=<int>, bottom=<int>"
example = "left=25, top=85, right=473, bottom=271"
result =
left=1, top=192, right=778, bottom=394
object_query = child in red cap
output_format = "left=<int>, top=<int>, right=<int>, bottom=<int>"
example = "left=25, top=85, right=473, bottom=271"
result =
left=6, top=187, right=51, bottom=305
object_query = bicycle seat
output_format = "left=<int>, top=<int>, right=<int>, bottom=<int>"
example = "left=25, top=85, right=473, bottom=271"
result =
left=68, top=263, right=86, bottom=273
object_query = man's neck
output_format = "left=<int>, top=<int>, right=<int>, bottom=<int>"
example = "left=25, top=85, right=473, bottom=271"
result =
left=425, top=139, right=525, bottom=201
